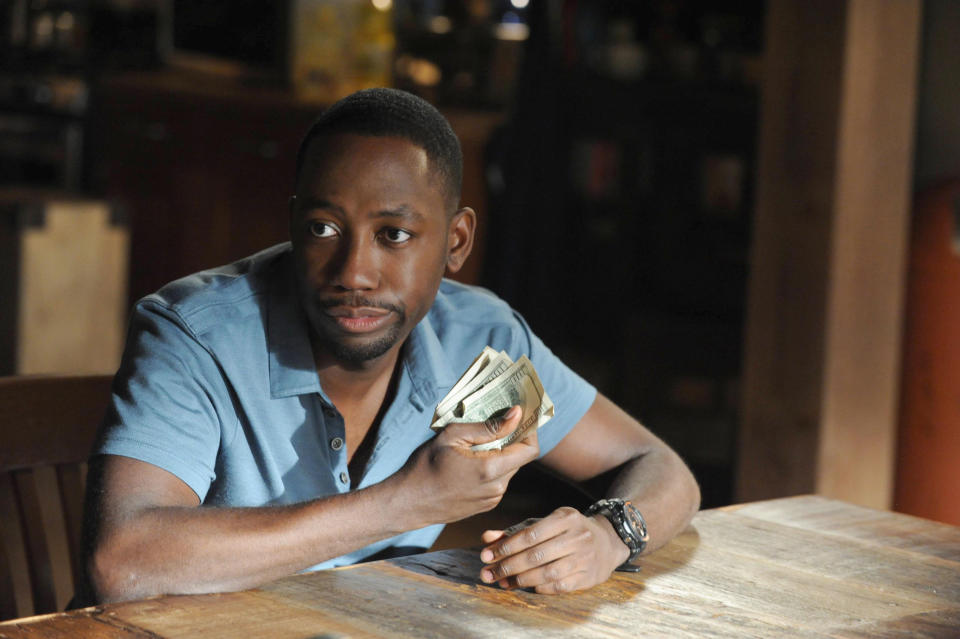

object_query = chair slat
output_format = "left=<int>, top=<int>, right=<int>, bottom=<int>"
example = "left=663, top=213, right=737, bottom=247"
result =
left=0, top=535, right=16, bottom=622
left=0, top=473, right=22, bottom=621
left=12, top=469, right=57, bottom=615
left=57, top=463, right=86, bottom=590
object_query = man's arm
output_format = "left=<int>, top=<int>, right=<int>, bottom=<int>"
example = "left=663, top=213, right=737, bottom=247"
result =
left=477, top=393, right=700, bottom=593
left=82, top=408, right=537, bottom=603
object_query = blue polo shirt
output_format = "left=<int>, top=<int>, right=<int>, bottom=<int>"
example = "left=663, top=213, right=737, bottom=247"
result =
left=95, top=243, right=596, bottom=569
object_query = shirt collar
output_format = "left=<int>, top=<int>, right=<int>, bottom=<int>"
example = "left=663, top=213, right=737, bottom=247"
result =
left=267, top=254, right=322, bottom=399
left=402, top=316, right=458, bottom=411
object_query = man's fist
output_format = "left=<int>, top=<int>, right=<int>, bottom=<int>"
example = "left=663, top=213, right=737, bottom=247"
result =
left=397, top=406, right=539, bottom=526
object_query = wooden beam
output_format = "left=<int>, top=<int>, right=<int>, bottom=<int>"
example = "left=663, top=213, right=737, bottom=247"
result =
left=738, top=0, right=921, bottom=509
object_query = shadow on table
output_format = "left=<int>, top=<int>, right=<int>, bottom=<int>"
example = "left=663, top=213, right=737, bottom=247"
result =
left=393, top=526, right=702, bottom=633
left=639, top=524, right=702, bottom=580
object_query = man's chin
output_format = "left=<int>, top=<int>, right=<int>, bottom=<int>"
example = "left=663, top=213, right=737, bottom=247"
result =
left=314, top=329, right=402, bottom=366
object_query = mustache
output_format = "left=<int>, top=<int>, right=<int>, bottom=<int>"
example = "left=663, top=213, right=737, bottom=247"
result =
left=314, top=294, right=404, bottom=315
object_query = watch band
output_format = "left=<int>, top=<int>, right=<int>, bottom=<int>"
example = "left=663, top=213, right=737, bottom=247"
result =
left=585, top=497, right=649, bottom=572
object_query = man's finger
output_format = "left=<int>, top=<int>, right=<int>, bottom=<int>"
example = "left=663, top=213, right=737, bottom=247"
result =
left=480, top=529, right=506, bottom=545
left=480, top=515, right=540, bottom=548
left=481, top=509, right=575, bottom=562
left=533, top=567, right=591, bottom=594
left=441, top=405, right=522, bottom=448
left=503, top=518, right=541, bottom=537
left=480, top=526, right=575, bottom=583
left=502, top=553, right=583, bottom=590
left=481, top=405, right=518, bottom=436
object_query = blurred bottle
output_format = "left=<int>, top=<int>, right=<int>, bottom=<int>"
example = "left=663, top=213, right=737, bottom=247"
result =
left=291, top=0, right=394, bottom=103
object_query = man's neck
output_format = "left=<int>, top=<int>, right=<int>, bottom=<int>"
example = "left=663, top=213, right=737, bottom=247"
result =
left=311, top=340, right=404, bottom=404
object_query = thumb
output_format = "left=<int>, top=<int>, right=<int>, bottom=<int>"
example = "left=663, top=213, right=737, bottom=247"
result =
left=443, top=405, right=522, bottom=447
left=481, top=529, right=506, bottom=544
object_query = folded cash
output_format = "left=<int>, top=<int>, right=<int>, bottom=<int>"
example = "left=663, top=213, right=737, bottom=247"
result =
left=431, top=346, right=554, bottom=451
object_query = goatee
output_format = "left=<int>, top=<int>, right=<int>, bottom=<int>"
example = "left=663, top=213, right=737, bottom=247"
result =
left=313, top=322, right=404, bottom=364
left=310, top=295, right=407, bottom=364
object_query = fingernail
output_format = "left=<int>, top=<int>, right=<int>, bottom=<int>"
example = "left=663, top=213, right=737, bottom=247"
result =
left=481, top=569, right=494, bottom=583
left=481, top=549, right=493, bottom=562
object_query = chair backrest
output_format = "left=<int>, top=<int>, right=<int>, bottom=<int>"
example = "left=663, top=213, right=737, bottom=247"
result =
left=0, top=374, right=113, bottom=621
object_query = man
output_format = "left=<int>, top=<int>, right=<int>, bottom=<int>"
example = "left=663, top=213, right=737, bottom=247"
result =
left=82, top=88, right=699, bottom=604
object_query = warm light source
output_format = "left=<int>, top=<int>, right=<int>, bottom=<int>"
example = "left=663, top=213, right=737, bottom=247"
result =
left=371, top=0, right=392, bottom=11
left=428, top=15, right=452, bottom=34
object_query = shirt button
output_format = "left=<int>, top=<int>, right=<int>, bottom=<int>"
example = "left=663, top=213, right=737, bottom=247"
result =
left=339, top=471, right=349, bottom=484
left=330, top=437, right=344, bottom=451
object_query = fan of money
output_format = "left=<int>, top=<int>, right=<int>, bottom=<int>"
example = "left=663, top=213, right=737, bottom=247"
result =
left=430, top=346, right=555, bottom=451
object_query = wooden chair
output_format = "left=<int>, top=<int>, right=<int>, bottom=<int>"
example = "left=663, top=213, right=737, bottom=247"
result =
left=0, top=374, right=113, bottom=621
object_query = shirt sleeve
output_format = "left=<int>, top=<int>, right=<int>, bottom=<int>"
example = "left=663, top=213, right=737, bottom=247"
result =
left=93, top=300, right=226, bottom=501
left=506, top=311, right=598, bottom=457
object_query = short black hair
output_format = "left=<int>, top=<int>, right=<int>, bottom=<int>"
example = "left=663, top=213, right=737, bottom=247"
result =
left=294, top=88, right=463, bottom=211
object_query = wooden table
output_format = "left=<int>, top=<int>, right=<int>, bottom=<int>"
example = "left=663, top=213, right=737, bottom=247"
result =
left=2, top=495, right=958, bottom=638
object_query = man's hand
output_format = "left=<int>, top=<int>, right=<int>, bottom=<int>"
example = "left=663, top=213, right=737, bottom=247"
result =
left=478, top=508, right=630, bottom=594
left=397, top=406, right=540, bottom=526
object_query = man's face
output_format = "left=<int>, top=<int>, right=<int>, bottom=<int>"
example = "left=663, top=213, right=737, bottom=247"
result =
left=290, top=133, right=462, bottom=367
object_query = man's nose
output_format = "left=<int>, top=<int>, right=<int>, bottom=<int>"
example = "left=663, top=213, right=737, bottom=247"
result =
left=331, top=236, right=379, bottom=290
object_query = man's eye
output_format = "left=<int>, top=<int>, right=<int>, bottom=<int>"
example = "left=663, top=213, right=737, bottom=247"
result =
left=382, top=228, right=412, bottom=244
left=308, top=221, right=339, bottom=238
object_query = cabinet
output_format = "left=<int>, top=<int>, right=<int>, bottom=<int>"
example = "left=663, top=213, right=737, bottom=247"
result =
left=0, top=190, right=128, bottom=375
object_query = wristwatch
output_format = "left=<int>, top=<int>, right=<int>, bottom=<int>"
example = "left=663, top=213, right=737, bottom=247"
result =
left=585, top=498, right=649, bottom=572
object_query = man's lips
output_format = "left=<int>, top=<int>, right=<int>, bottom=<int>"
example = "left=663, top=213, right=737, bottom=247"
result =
left=323, top=305, right=389, bottom=319
left=320, top=305, right=393, bottom=333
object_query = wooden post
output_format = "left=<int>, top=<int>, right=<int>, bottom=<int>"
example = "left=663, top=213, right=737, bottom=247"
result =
left=737, top=0, right=921, bottom=509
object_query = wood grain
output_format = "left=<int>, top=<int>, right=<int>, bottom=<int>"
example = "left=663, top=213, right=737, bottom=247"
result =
left=0, top=610, right=155, bottom=638
left=729, top=495, right=960, bottom=561
left=2, top=496, right=957, bottom=638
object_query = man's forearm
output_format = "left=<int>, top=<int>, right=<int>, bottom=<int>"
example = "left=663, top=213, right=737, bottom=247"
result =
left=604, top=445, right=700, bottom=555
left=88, top=477, right=417, bottom=603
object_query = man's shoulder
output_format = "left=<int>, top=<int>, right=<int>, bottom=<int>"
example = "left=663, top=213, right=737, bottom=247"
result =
left=430, top=279, right=518, bottom=328
left=136, top=243, right=291, bottom=333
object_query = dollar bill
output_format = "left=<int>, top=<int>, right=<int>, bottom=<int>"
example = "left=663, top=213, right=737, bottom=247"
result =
left=431, top=352, right=554, bottom=451
left=432, top=346, right=511, bottom=423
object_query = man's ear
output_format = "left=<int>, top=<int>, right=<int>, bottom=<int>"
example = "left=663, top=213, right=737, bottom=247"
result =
left=445, top=207, right=476, bottom=274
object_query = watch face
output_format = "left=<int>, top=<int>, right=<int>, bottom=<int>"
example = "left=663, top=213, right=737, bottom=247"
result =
left=623, top=502, right=648, bottom=541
